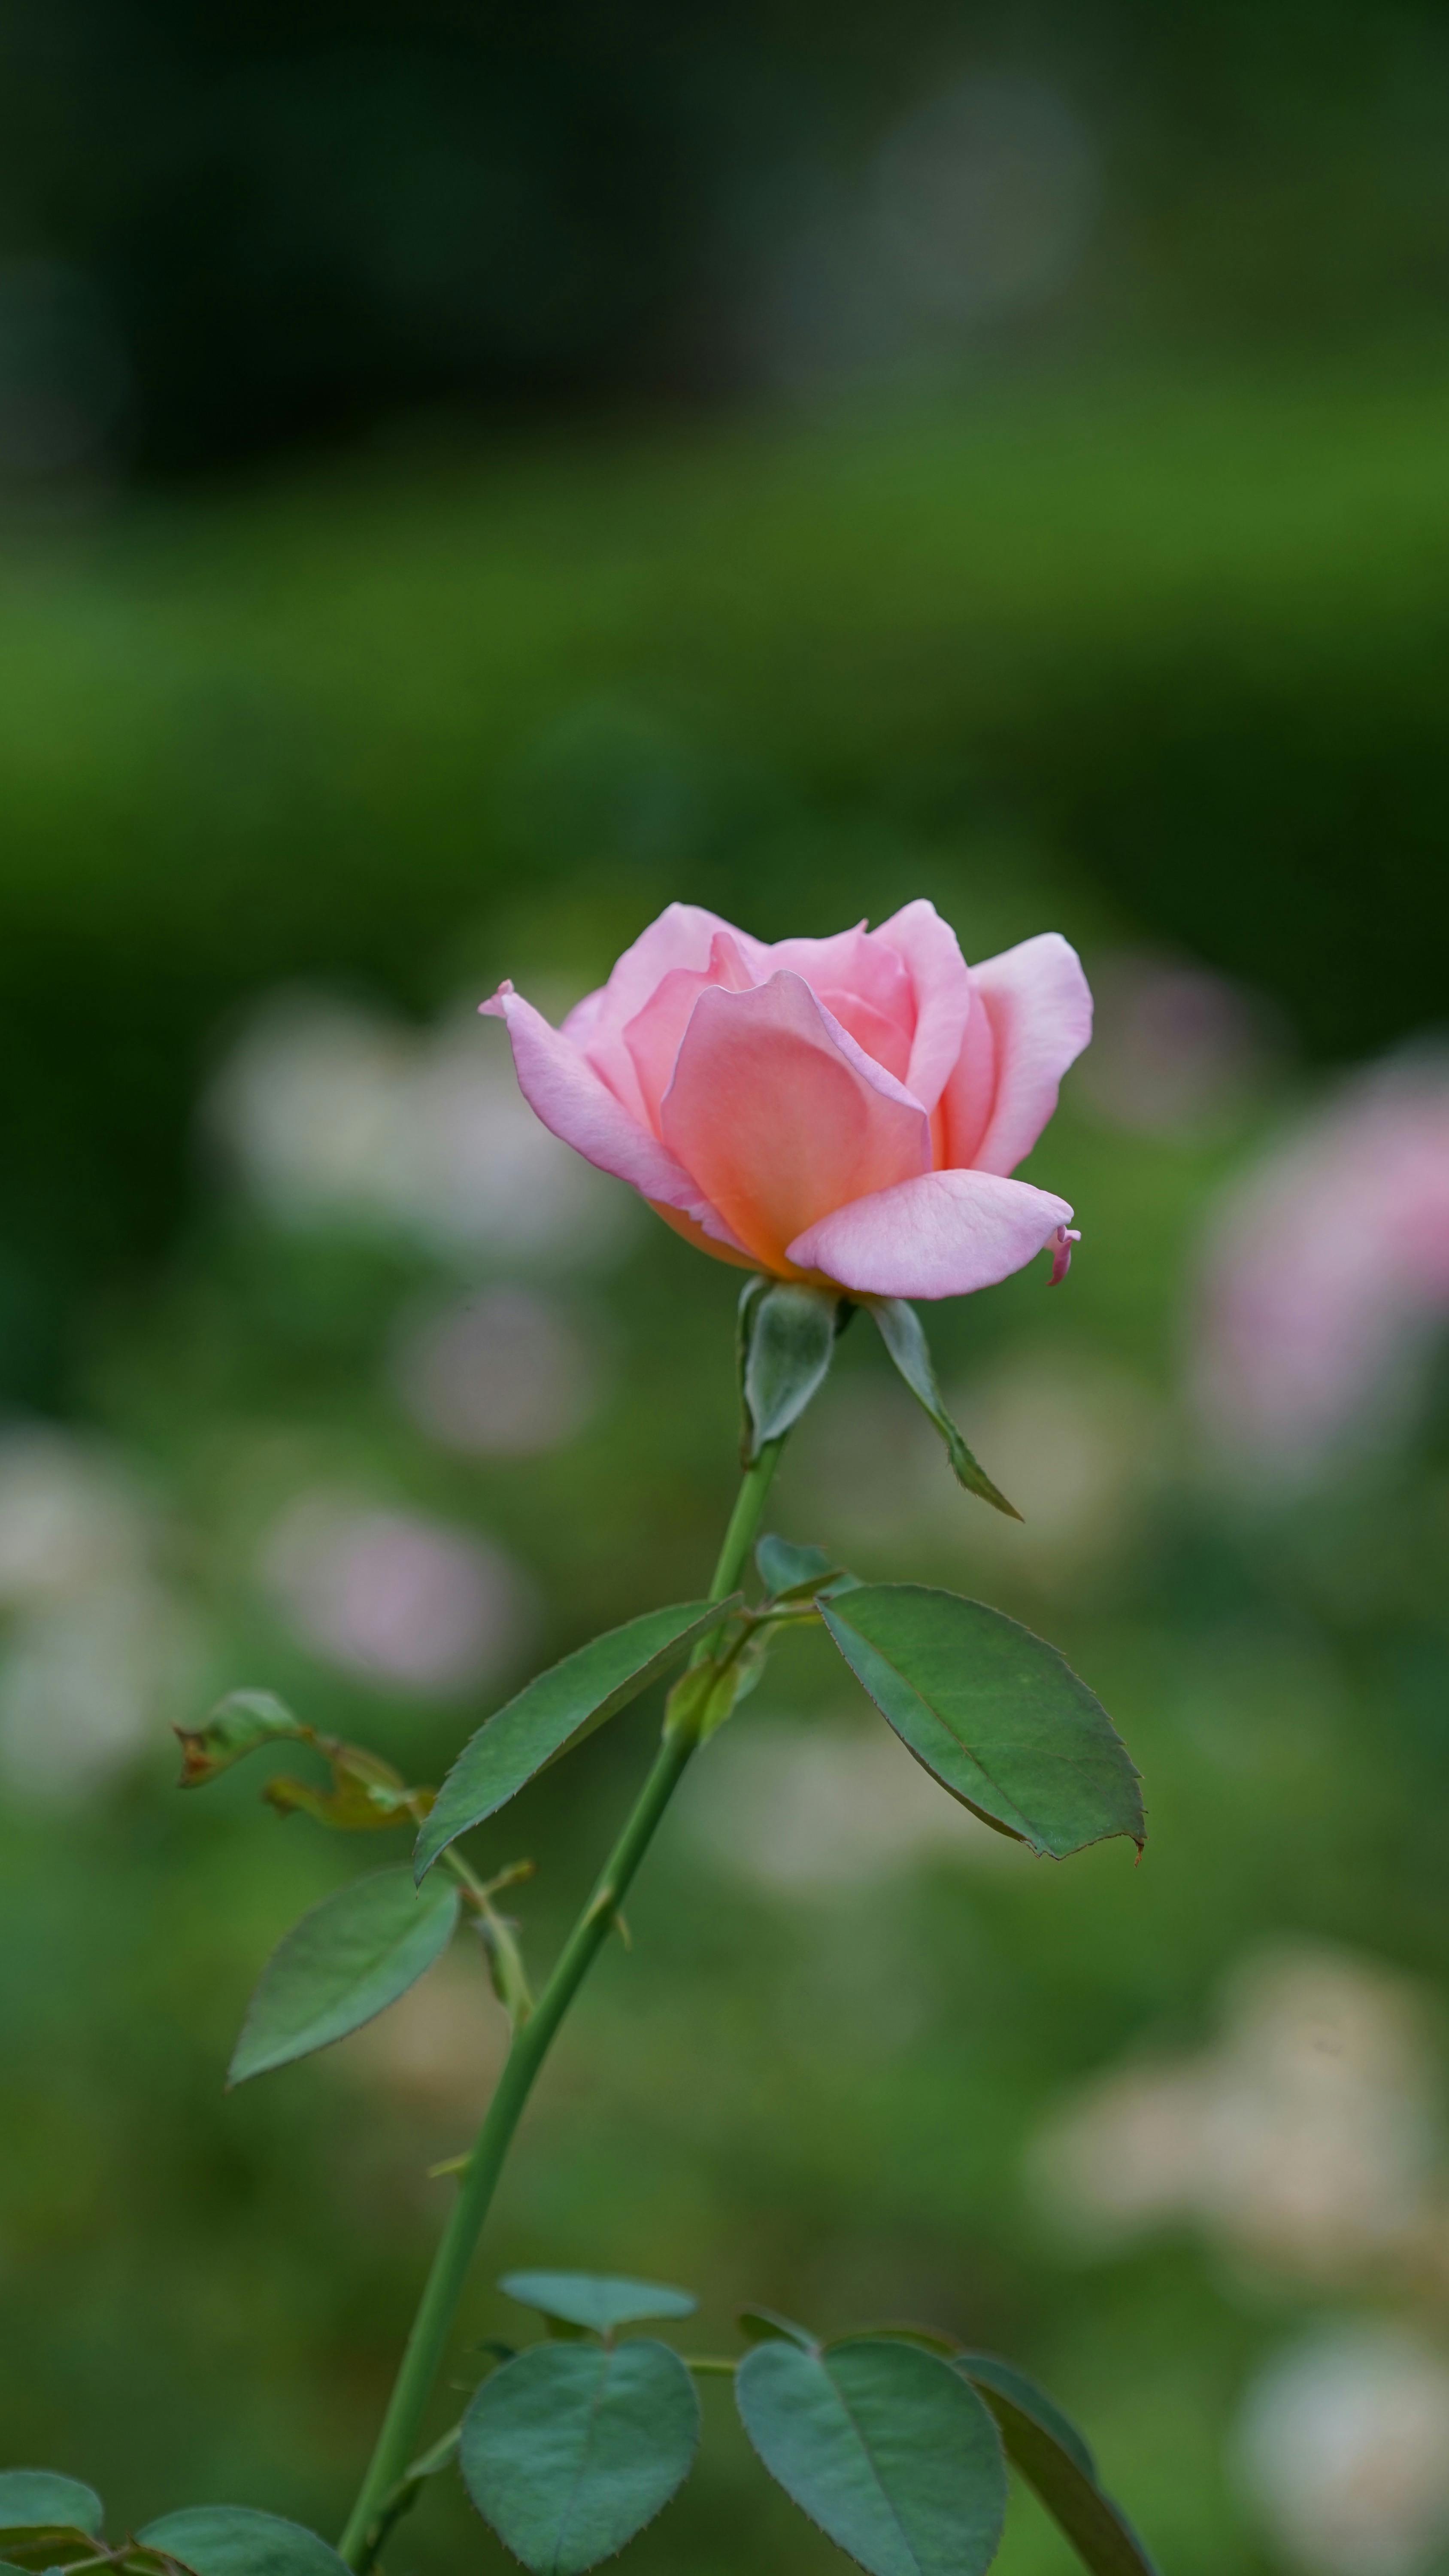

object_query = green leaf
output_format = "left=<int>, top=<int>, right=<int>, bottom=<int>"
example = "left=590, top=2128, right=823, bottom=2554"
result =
left=820, top=1586, right=1145, bottom=1858
left=755, top=1537, right=849, bottom=1599
left=175, top=1690, right=307, bottom=1786
left=736, top=2336, right=1006, bottom=2576
left=0, top=2476, right=102, bottom=2537
left=227, top=1866, right=459, bottom=2085
left=260, top=1747, right=423, bottom=1834
left=415, top=1598, right=736, bottom=1880
left=858, top=2325, right=961, bottom=2358
left=176, top=1695, right=431, bottom=1834
left=955, top=2356, right=1095, bottom=2479
left=460, top=2338, right=700, bottom=2574
left=663, top=1626, right=769, bottom=1747
left=954, top=2357, right=1159, bottom=2576
left=741, top=1282, right=840, bottom=1460
left=866, top=1300, right=1020, bottom=1519
left=0, top=2532, right=109, bottom=2572
left=737, top=2307, right=815, bottom=2348
left=0, top=2538, right=197, bottom=2575
left=500, top=2270, right=697, bottom=2333
left=139, top=2507, right=349, bottom=2574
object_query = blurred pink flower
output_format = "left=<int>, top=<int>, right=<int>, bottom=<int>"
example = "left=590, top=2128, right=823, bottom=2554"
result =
left=390, top=1286, right=598, bottom=1458
left=259, top=1495, right=530, bottom=1695
left=484, top=902, right=1091, bottom=1299
left=1075, top=949, right=1276, bottom=1137
left=1193, top=1058, right=1449, bottom=1474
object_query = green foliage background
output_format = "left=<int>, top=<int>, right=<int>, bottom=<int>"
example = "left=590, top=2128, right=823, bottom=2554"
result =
left=3, top=12, right=1449, bottom=2564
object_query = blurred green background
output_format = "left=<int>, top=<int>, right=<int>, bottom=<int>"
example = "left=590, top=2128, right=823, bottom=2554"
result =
left=4, top=3, right=1449, bottom=2571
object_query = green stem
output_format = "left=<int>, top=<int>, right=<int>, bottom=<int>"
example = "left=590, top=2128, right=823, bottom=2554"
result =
left=700, top=1440, right=782, bottom=1622
left=336, top=1440, right=782, bottom=2570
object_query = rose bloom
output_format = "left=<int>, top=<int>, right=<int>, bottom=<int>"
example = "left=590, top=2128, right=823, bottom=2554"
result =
left=483, top=902, right=1091, bottom=1299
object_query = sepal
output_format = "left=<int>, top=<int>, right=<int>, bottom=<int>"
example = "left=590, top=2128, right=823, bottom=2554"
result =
left=865, top=1297, right=1019, bottom=1517
left=739, top=1279, right=843, bottom=1461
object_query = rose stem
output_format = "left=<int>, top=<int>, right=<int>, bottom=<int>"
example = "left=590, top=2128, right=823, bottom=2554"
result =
left=336, top=1439, right=784, bottom=2570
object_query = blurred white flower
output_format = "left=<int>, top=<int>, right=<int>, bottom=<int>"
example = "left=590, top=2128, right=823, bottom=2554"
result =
left=1075, top=951, right=1277, bottom=1138
left=944, top=1357, right=1162, bottom=1575
left=1031, top=1947, right=1443, bottom=2281
left=0, top=1425, right=151, bottom=1603
left=745, top=73, right=1097, bottom=390
left=682, top=1714, right=1021, bottom=1893
left=258, top=1491, right=533, bottom=1695
left=0, top=1425, right=200, bottom=1803
left=1236, top=2323, right=1449, bottom=2576
left=874, top=75, right=1098, bottom=326
left=797, top=1355, right=1161, bottom=1574
left=0, top=1576, right=199, bottom=1801
left=204, top=993, right=627, bottom=1264
left=390, top=1285, right=599, bottom=1457
left=1192, top=1055, right=1449, bottom=1479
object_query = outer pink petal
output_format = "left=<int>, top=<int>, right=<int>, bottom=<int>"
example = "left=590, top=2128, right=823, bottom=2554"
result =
left=563, top=903, right=770, bottom=1121
left=875, top=898, right=973, bottom=1114
left=788, top=1167, right=1073, bottom=1299
left=660, top=971, right=930, bottom=1274
left=965, top=933, right=1093, bottom=1177
left=482, top=983, right=725, bottom=1226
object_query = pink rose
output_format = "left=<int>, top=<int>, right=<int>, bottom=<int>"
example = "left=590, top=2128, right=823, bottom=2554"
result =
left=1193, top=1055, right=1449, bottom=1475
left=482, top=902, right=1090, bottom=1299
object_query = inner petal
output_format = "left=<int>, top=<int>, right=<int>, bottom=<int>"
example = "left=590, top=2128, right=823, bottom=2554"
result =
left=767, top=924, right=917, bottom=1045
left=661, top=972, right=930, bottom=1273
left=940, top=976, right=997, bottom=1169
left=817, top=987, right=913, bottom=1085
left=621, top=931, right=757, bottom=1134
left=570, top=904, right=767, bottom=1123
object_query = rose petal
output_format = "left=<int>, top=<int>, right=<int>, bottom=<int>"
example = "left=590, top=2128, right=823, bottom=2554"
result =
left=661, top=970, right=931, bottom=1273
left=947, top=932, right=1093, bottom=1176
left=788, top=1166, right=1073, bottom=1299
left=482, top=983, right=718, bottom=1222
left=817, top=987, right=913, bottom=1084
left=940, top=971, right=997, bottom=1166
left=767, top=923, right=913, bottom=1035
left=648, top=1199, right=765, bottom=1274
left=875, top=898, right=974, bottom=1114
left=564, top=904, right=770, bottom=1121
left=622, top=932, right=755, bottom=1133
